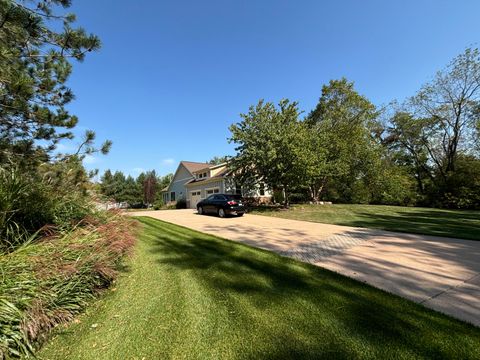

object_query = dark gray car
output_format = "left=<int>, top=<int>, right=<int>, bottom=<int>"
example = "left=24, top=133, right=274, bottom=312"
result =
left=197, top=194, right=245, bottom=218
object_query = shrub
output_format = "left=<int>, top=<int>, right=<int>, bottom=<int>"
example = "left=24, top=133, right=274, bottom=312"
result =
left=129, top=202, right=147, bottom=209
left=0, top=213, right=137, bottom=358
left=0, top=160, right=96, bottom=252
left=0, top=167, right=54, bottom=251
left=175, top=198, right=187, bottom=209
left=289, top=192, right=309, bottom=204
left=153, top=198, right=164, bottom=210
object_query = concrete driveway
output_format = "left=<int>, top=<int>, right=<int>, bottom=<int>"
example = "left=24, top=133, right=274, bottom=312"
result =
left=130, top=209, right=480, bottom=327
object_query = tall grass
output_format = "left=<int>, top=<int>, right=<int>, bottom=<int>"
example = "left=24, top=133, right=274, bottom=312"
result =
left=0, top=166, right=92, bottom=253
left=0, top=213, right=137, bottom=358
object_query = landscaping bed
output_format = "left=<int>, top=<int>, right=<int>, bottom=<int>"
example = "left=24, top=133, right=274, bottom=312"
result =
left=0, top=213, right=137, bottom=358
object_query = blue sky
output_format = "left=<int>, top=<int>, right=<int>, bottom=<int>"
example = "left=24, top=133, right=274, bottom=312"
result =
left=62, top=0, right=480, bottom=178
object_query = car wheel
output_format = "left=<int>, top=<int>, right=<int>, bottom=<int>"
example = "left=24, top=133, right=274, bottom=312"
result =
left=218, top=208, right=226, bottom=218
left=198, top=206, right=204, bottom=215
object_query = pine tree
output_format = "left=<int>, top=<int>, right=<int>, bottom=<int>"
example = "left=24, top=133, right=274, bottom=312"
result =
left=0, top=0, right=110, bottom=164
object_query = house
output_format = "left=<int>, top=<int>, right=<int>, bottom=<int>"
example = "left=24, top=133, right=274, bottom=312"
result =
left=161, top=161, right=209, bottom=205
left=162, top=161, right=271, bottom=209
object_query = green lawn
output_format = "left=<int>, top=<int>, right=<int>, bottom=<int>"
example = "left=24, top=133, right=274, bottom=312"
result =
left=251, top=204, right=480, bottom=240
left=39, top=217, right=480, bottom=359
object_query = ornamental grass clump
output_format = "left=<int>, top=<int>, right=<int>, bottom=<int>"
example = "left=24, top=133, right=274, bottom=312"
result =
left=0, top=213, right=137, bottom=359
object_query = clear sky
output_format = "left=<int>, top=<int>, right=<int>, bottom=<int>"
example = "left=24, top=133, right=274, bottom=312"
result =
left=62, top=0, right=480, bottom=178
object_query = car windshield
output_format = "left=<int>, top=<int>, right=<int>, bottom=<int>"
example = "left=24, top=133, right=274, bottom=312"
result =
left=224, top=194, right=242, bottom=201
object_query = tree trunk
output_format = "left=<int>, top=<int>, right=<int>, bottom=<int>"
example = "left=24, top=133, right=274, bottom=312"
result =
left=282, top=186, right=289, bottom=208
left=310, top=177, right=327, bottom=203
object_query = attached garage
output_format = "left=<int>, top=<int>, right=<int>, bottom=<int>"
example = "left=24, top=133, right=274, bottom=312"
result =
left=190, top=190, right=202, bottom=209
left=186, top=179, right=224, bottom=209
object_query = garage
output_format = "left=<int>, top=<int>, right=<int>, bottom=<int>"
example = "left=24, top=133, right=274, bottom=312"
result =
left=190, top=191, right=202, bottom=209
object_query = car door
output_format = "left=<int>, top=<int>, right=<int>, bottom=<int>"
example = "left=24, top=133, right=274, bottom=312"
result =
left=211, top=195, right=226, bottom=212
left=203, top=195, right=215, bottom=213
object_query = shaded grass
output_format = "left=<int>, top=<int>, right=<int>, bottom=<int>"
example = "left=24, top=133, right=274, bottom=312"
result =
left=39, top=217, right=480, bottom=359
left=251, top=204, right=480, bottom=240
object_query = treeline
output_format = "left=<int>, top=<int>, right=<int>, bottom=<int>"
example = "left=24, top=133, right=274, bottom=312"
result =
left=230, top=48, right=480, bottom=209
left=99, top=170, right=173, bottom=207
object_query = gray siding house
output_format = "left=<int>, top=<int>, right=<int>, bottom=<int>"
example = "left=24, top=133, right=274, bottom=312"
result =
left=161, top=161, right=210, bottom=205
left=162, top=161, right=271, bottom=209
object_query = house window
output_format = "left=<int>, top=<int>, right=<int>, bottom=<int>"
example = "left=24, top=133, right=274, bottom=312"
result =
left=170, top=192, right=175, bottom=201
left=203, top=172, right=207, bottom=178
left=206, top=188, right=219, bottom=195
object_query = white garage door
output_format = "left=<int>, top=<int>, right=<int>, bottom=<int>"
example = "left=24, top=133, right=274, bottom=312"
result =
left=190, top=191, right=202, bottom=209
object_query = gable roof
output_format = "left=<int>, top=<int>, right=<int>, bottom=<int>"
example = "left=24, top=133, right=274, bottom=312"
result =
left=186, top=165, right=231, bottom=186
left=163, top=161, right=211, bottom=193
left=191, top=162, right=228, bottom=174
left=180, top=161, right=210, bottom=173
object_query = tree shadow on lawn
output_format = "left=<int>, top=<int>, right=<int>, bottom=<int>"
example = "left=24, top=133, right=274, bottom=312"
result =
left=139, top=218, right=480, bottom=359
left=339, top=209, right=480, bottom=241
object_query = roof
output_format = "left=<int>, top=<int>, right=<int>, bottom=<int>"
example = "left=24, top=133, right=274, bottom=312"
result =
left=191, top=162, right=228, bottom=174
left=186, top=166, right=231, bottom=186
left=162, top=161, right=211, bottom=192
left=180, top=161, right=210, bottom=173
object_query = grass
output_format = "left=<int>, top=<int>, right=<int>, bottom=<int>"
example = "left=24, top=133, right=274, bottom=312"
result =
left=0, top=214, right=136, bottom=358
left=250, top=204, right=480, bottom=240
left=39, top=217, right=480, bottom=359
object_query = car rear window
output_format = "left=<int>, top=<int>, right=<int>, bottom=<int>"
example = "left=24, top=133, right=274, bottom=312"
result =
left=224, top=194, right=242, bottom=200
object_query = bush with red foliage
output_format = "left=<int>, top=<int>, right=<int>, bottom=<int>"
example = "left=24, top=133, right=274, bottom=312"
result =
left=0, top=212, right=138, bottom=358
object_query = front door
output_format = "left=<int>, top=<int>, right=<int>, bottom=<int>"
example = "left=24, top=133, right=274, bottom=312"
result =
left=190, top=191, right=201, bottom=209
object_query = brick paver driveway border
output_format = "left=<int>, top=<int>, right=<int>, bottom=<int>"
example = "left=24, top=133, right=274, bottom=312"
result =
left=129, top=209, right=480, bottom=327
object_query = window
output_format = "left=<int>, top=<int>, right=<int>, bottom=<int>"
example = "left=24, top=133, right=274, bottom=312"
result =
left=198, top=173, right=203, bottom=179
left=203, top=172, right=207, bottom=178
left=170, top=192, right=175, bottom=201
left=191, top=191, right=200, bottom=196
left=206, top=188, right=219, bottom=195
left=206, top=195, right=215, bottom=201
left=214, top=195, right=226, bottom=201
left=225, top=194, right=242, bottom=200
left=259, top=183, right=265, bottom=196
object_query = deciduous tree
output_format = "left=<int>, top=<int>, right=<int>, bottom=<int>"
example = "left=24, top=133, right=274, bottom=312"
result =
left=229, top=99, right=305, bottom=207
left=409, top=48, right=480, bottom=177
left=305, top=78, right=381, bottom=202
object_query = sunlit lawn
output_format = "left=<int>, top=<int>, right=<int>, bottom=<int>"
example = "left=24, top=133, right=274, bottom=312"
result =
left=38, top=217, right=480, bottom=359
left=251, top=204, right=480, bottom=240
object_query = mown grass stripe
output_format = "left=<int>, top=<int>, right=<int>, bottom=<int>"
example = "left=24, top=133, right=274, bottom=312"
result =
left=39, top=217, right=480, bottom=359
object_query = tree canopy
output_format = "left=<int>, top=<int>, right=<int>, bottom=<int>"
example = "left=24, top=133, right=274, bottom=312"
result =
left=229, top=49, right=480, bottom=209
left=229, top=99, right=307, bottom=206
left=0, top=0, right=110, bottom=165
left=100, top=170, right=172, bottom=207
left=386, top=48, right=480, bottom=207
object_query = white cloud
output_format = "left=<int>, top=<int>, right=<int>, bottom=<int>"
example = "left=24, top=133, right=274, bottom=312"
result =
left=161, top=158, right=175, bottom=166
left=83, top=155, right=97, bottom=164
left=54, top=142, right=75, bottom=153
left=132, top=167, right=145, bottom=174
